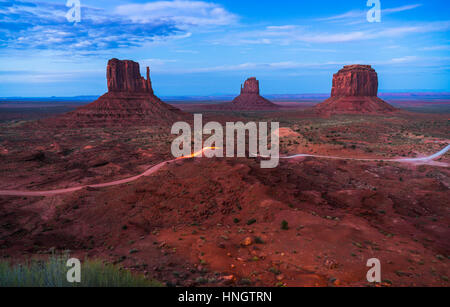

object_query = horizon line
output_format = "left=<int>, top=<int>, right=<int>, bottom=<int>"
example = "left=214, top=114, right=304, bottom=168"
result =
left=1, top=91, right=450, bottom=100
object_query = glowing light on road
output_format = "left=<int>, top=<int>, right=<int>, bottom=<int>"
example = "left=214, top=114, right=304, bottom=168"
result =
left=176, top=147, right=221, bottom=160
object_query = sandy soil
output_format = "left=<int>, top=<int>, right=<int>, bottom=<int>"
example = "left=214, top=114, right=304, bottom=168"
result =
left=0, top=109, right=449, bottom=287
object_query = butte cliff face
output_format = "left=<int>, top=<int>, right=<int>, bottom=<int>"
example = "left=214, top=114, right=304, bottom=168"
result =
left=240, top=77, right=260, bottom=95
left=44, top=58, right=183, bottom=127
left=107, top=58, right=153, bottom=94
left=315, top=65, right=396, bottom=115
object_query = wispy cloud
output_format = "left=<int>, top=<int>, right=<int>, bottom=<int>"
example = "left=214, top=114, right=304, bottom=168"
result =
left=0, top=0, right=235, bottom=54
left=387, top=56, right=418, bottom=64
left=318, top=3, right=423, bottom=22
left=420, top=45, right=450, bottom=51
left=114, top=0, right=238, bottom=28
left=173, top=49, right=199, bottom=54
left=167, top=56, right=422, bottom=73
left=0, top=69, right=102, bottom=83
left=0, top=55, right=425, bottom=79
left=384, top=4, right=423, bottom=14
left=213, top=21, right=450, bottom=45
left=141, top=58, right=178, bottom=67
left=317, top=10, right=363, bottom=22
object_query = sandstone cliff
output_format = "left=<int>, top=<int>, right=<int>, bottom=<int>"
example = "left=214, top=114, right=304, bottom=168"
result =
left=107, top=58, right=153, bottom=94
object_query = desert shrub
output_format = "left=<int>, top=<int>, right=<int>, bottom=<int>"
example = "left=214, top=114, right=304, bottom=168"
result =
left=247, top=219, right=257, bottom=226
left=0, top=255, right=162, bottom=287
left=281, top=220, right=289, bottom=230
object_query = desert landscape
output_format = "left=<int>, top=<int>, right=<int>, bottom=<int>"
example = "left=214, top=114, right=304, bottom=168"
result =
left=1, top=1, right=449, bottom=292
left=0, top=59, right=448, bottom=287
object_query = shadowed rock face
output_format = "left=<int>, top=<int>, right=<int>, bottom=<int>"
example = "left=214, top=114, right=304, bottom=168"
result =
left=315, top=65, right=397, bottom=115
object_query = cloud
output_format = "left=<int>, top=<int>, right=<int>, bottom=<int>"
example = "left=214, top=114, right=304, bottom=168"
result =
left=317, top=10, right=363, bottom=22
left=114, top=0, right=237, bottom=28
left=173, top=49, right=199, bottom=54
left=383, top=4, right=423, bottom=14
left=420, top=45, right=450, bottom=51
left=213, top=20, right=450, bottom=45
left=0, top=55, right=425, bottom=79
left=164, top=56, right=426, bottom=74
left=0, top=0, right=234, bottom=54
left=141, top=58, right=177, bottom=67
left=170, top=61, right=364, bottom=73
left=318, top=3, right=423, bottom=22
left=0, top=68, right=102, bottom=83
left=387, top=56, right=418, bottom=64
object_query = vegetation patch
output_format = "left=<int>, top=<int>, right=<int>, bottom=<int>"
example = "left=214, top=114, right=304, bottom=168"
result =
left=0, top=255, right=162, bottom=287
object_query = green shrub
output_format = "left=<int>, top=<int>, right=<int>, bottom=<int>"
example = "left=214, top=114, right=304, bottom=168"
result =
left=281, top=220, right=289, bottom=230
left=247, top=219, right=257, bottom=226
left=0, top=254, right=162, bottom=287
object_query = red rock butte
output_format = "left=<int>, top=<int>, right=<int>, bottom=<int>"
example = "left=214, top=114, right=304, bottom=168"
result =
left=107, top=58, right=154, bottom=94
left=315, top=65, right=397, bottom=115
left=231, top=77, right=279, bottom=110
left=42, top=58, right=184, bottom=127
left=240, top=77, right=260, bottom=95
left=207, top=77, right=279, bottom=111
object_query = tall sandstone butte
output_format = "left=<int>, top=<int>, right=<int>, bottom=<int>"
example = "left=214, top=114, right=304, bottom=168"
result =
left=240, top=77, right=260, bottom=95
left=44, top=59, right=183, bottom=127
left=107, top=58, right=153, bottom=94
left=205, top=77, right=279, bottom=110
left=228, top=77, right=279, bottom=110
left=315, top=65, right=396, bottom=115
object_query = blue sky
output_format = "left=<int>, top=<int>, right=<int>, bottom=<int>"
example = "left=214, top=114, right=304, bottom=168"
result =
left=0, top=0, right=449, bottom=97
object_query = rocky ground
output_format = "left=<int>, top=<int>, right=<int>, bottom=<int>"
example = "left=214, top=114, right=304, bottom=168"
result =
left=0, top=110, right=449, bottom=287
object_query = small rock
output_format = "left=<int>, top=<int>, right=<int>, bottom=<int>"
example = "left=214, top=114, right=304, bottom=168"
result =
left=324, top=259, right=338, bottom=269
left=241, top=237, right=253, bottom=246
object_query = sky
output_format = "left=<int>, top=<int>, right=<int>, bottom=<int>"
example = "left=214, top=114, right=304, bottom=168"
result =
left=0, top=0, right=449, bottom=97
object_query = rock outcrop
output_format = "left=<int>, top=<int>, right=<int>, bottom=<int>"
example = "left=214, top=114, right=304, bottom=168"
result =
left=330, top=65, right=378, bottom=97
left=43, top=59, right=183, bottom=127
left=208, top=77, right=279, bottom=110
left=231, top=77, right=279, bottom=110
left=315, top=65, right=397, bottom=115
left=107, top=58, right=153, bottom=94
left=240, top=77, right=260, bottom=95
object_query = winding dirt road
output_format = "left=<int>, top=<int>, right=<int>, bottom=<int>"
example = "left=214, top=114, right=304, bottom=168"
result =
left=282, top=145, right=450, bottom=162
left=0, top=145, right=448, bottom=197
